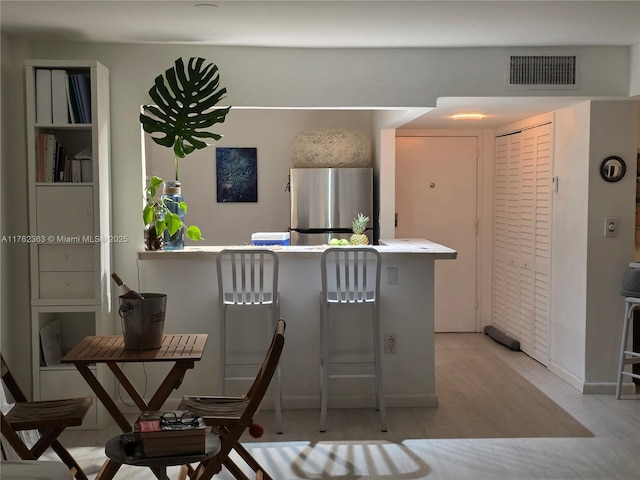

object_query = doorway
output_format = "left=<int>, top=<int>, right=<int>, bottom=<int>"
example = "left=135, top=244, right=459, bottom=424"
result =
left=395, top=135, right=479, bottom=332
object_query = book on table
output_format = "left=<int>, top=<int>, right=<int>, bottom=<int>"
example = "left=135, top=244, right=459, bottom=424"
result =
left=133, top=410, right=207, bottom=457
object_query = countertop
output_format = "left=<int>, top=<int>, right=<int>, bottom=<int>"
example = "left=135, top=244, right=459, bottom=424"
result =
left=138, top=238, right=457, bottom=260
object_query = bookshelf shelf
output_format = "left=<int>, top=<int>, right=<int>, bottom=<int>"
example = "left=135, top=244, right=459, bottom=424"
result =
left=35, top=182, right=94, bottom=186
left=26, top=59, right=112, bottom=429
left=35, top=123, right=92, bottom=128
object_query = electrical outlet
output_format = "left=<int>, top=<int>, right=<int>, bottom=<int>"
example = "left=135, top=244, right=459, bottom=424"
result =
left=387, top=267, right=398, bottom=285
left=604, top=216, right=619, bottom=237
left=385, top=334, right=397, bottom=354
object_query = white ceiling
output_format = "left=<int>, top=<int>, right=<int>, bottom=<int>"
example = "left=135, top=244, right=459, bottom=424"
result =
left=2, top=0, right=639, bottom=129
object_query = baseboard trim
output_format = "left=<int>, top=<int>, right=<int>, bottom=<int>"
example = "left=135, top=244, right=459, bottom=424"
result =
left=548, top=361, right=637, bottom=395
left=548, top=361, right=585, bottom=392
left=583, top=381, right=636, bottom=395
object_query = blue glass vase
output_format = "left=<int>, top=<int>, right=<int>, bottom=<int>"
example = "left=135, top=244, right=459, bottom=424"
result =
left=162, top=181, right=185, bottom=250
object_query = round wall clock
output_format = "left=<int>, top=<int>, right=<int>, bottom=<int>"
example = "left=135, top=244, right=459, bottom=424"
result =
left=600, top=155, right=626, bottom=182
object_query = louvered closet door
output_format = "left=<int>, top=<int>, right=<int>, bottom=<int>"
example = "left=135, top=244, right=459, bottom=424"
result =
left=519, top=129, right=537, bottom=357
left=506, top=134, right=522, bottom=341
left=493, top=123, right=552, bottom=366
left=493, top=137, right=510, bottom=334
left=532, top=124, right=552, bottom=365
left=493, top=133, right=522, bottom=341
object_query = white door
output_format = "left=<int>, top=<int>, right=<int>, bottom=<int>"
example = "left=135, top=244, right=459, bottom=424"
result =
left=395, top=136, right=478, bottom=332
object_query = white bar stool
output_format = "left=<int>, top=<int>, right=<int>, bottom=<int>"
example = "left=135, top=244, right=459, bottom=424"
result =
left=217, top=249, right=283, bottom=432
left=319, top=247, right=386, bottom=432
left=616, top=296, right=640, bottom=398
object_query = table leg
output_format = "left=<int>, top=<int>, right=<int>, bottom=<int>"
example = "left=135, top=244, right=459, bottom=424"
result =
left=107, top=362, right=150, bottom=412
left=74, top=363, right=131, bottom=432
left=96, top=457, right=122, bottom=480
left=148, top=360, right=194, bottom=410
left=151, top=466, right=169, bottom=480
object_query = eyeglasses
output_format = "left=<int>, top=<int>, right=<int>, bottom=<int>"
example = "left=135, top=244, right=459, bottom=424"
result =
left=160, top=411, right=200, bottom=430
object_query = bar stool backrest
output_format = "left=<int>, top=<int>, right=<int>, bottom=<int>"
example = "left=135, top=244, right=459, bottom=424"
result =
left=321, top=247, right=381, bottom=304
left=217, top=249, right=279, bottom=306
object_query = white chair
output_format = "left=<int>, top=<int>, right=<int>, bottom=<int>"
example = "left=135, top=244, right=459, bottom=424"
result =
left=216, top=249, right=283, bottom=433
left=616, top=297, right=640, bottom=399
left=319, top=247, right=386, bottom=432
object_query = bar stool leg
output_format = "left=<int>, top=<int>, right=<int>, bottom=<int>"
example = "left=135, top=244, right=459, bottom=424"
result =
left=617, top=300, right=639, bottom=399
left=372, top=303, right=387, bottom=432
left=319, top=301, right=329, bottom=432
left=272, top=309, right=283, bottom=434
left=220, top=307, right=227, bottom=396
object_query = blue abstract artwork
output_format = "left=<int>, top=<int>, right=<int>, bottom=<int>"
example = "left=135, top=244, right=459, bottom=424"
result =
left=216, top=147, right=258, bottom=202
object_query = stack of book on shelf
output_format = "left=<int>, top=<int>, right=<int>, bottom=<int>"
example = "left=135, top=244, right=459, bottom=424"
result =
left=35, top=68, right=91, bottom=124
left=133, top=410, right=207, bottom=458
left=36, top=133, right=91, bottom=183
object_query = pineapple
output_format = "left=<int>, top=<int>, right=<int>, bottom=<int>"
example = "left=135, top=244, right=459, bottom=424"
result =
left=349, top=213, right=370, bottom=245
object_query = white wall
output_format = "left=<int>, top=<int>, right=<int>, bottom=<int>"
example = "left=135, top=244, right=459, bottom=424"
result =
left=630, top=44, right=640, bottom=97
left=550, top=102, right=591, bottom=386
left=585, top=101, right=638, bottom=389
left=550, top=101, right=639, bottom=392
left=0, top=35, right=32, bottom=386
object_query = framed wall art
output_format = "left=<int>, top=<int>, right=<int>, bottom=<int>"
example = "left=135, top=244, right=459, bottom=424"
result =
left=216, top=147, right=258, bottom=202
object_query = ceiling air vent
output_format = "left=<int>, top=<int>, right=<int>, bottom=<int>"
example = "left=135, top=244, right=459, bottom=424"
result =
left=508, top=55, right=577, bottom=87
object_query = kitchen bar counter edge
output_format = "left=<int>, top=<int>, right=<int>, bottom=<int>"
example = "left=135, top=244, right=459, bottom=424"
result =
left=137, top=238, right=457, bottom=259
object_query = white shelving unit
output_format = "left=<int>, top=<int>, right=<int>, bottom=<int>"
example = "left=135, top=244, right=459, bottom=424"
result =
left=25, top=60, right=112, bottom=428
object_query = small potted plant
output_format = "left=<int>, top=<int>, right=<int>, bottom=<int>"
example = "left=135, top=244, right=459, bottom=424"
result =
left=140, top=57, right=230, bottom=247
left=143, top=175, right=203, bottom=251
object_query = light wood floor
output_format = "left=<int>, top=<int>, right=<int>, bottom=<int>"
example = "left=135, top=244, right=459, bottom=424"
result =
left=54, top=333, right=640, bottom=479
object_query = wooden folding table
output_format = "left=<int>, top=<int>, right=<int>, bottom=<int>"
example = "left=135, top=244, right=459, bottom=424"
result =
left=61, top=334, right=208, bottom=479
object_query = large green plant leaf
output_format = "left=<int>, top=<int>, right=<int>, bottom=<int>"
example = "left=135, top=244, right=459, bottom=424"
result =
left=140, top=57, right=230, bottom=161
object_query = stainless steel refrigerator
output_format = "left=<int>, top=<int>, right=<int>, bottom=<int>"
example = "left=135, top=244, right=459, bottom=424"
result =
left=289, top=167, right=373, bottom=245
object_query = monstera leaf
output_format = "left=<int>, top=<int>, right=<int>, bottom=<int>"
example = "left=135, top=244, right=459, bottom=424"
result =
left=140, top=57, right=230, bottom=180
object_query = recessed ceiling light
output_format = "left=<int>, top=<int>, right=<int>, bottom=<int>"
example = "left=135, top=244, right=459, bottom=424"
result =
left=452, top=113, right=485, bottom=120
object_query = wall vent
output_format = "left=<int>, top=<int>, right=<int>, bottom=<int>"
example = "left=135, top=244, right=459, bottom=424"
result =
left=508, top=55, right=577, bottom=87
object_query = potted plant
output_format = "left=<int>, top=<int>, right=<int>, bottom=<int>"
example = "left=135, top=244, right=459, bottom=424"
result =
left=143, top=176, right=203, bottom=250
left=140, top=57, right=230, bottom=247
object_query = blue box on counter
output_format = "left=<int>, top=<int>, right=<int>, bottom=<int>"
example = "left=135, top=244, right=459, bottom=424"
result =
left=251, top=232, right=291, bottom=246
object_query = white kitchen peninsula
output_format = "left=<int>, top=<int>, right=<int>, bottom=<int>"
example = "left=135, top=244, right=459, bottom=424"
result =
left=133, top=239, right=456, bottom=411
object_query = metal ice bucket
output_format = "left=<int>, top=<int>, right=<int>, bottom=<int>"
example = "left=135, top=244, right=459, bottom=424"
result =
left=118, top=293, right=166, bottom=350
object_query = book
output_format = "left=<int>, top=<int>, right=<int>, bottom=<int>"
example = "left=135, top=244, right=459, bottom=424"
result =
left=69, top=75, right=84, bottom=123
left=53, top=141, right=65, bottom=182
left=51, top=69, right=69, bottom=124
left=65, top=74, right=79, bottom=123
left=69, top=73, right=92, bottom=123
left=35, top=69, right=52, bottom=124
left=75, top=146, right=93, bottom=182
left=71, top=158, right=82, bottom=182
left=36, top=133, right=47, bottom=182
left=39, top=320, right=63, bottom=366
left=133, top=410, right=206, bottom=457
left=44, top=134, right=56, bottom=183
left=63, top=154, right=72, bottom=182
left=76, top=74, right=92, bottom=123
